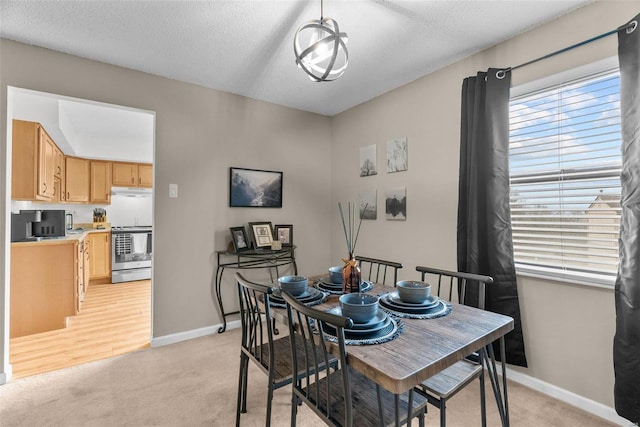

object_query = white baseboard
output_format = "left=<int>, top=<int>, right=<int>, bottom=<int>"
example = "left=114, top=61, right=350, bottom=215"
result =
left=504, top=367, right=635, bottom=426
left=150, top=320, right=241, bottom=348
left=0, top=363, right=11, bottom=385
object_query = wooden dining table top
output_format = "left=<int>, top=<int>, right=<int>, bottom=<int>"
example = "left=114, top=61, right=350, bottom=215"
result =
left=270, top=277, right=514, bottom=395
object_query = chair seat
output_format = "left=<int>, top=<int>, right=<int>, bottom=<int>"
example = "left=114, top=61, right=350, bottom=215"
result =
left=300, top=366, right=428, bottom=427
left=250, top=334, right=337, bottom=386
left=419, top=359, right=483, bottom=399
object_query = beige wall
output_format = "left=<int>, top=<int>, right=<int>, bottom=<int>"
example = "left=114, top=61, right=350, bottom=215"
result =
left=330, top=0, right=637, bottom=410
left=0, top=39, right=332, bottom=379
left=0, top=0, right=636, bottom=416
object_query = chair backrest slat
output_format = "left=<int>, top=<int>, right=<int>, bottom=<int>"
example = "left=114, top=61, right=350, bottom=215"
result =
left=236, top=273, right=277, bottom=369
left=355, top=255, right=403, bottom=286
left=415, top=266, right=493, bottom=309
left=282, top=291, right=354, bottom=426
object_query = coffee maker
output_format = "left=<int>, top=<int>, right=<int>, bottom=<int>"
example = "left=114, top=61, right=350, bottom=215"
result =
left=11, top=210, right=66, bottom=242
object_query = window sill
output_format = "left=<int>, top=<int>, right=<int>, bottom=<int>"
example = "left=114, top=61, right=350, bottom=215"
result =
left=515, top=264, right=615, bottom=290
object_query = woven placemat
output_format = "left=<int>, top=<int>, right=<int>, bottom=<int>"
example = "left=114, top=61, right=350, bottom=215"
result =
left=314, top=279, right=374, bottom=295
left=379, top=299, right=452, bottom=319
left=320, top=315, right=403, bottom=346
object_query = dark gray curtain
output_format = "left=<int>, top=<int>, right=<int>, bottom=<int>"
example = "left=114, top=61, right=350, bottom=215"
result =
left=614, top=13, right=640, bottom=424
left=457, top=69, right=527, bottom=367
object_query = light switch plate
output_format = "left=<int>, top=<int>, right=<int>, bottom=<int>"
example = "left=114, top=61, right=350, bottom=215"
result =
left=169, top=183, right=178, bottom=198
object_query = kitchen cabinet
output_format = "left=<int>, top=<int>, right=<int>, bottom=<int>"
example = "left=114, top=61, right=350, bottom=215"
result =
left=89, top=232, right=111, bottom=282
left=10, top=241, right=77, bottom=338
left=90, top=160, right=112, bottom=204
left=138, top=163, right=153, bottom=188
left=11, top=119, right=58, bottom=201
left=65, top=156, right=90, bottom=203
left=54, top=146, right=64, bottom=178
left=112, top=162, right=153, bottom=188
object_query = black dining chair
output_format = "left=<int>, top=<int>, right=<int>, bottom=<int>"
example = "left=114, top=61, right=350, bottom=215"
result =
left=281, top=290, right=427, bottom=427
left=413, top=266, right=494, bottom=427
left=234, top=272, right=336, bottom=427
left=356, top=255, right=403, bottom=286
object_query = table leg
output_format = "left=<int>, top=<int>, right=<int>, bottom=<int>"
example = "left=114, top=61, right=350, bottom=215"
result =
left=482, top=339, right=510, bottom=427
left=215, top=266, right=228, bottom=333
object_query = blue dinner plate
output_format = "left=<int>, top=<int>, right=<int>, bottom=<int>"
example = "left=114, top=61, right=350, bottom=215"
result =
left=327, top=307, right=388, bottom=331
left=380, top=295, right=446, bottom=314
left=386, top=291, right=440, bottom=309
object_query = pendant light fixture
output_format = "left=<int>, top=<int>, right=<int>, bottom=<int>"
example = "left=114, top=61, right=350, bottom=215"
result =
left=293, top=0, right=349, bottom=82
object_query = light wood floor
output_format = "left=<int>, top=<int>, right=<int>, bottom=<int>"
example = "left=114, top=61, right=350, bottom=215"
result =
left=9, top=280, right=151, bottom=380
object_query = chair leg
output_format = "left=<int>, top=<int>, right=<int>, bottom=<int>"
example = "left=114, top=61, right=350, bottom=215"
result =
left=241, top=357, right=249, bottom=413
left=440, top=400, right=446, bottom=427
left=236, top=354, right=247, bottom=427
left=291, top=391, right=298, bottom=427
left=480, top=370, right=487, bottom=427
left=266, top=383, right=274, bottom=427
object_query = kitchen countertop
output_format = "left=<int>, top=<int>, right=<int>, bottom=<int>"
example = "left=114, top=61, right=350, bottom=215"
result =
left=11, top=223, right=111, bottom=246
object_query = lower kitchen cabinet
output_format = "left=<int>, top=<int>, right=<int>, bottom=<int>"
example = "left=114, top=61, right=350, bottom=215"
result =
left=89, top=231, right=111, bottom=282
left=10, top=241, right=77, bottom=338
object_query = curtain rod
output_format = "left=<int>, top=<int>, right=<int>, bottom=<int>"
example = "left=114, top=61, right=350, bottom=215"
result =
left=497, top=20, right=637, bottom=77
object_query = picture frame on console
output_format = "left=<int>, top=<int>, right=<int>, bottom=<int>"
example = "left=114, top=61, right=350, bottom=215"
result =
left=249, top=221, right=274, bottom=248
left=274, top=224, right=293, bottom=247
left=229, top=226, right=250, bottom=252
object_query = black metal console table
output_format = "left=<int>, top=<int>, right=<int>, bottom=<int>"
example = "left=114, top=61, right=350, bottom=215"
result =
left=215, top=246, right=297, bottom=333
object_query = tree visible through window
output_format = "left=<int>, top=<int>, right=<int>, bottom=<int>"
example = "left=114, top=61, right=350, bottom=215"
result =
left=509, top=69, right=622, bottom=281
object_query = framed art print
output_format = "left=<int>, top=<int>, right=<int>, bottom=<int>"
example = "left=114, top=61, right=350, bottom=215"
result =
left=274, top=224, right=293, bottom=246
left=229, top=226, right=250, bottom=252
left=249, top=221, right=274, bottom=248
left=229, top=167, right=283, bottom=207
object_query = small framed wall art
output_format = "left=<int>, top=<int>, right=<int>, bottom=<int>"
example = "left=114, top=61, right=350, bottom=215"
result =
left=274, top=224, right=293, bottom=246
left=249, top=221, right=274, bottom=248
left=359, top=144, right=377, bottom=177
left=229, top=167, right=283, bottom=208
left=387, top=137, right=408, bottom=173
left=229, top=226, right=250, bottom=252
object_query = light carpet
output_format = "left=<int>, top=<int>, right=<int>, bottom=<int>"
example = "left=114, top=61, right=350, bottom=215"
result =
left=0, top=328, right=616, bottom=426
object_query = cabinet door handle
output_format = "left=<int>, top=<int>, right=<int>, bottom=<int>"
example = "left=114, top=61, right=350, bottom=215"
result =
left=57, top=166, right=61, bottom=174
left=53, top=186, right=56, bottom=196
left=43, top=182, right=47, bottom=193
left=67, top=192, right=70, bottom=199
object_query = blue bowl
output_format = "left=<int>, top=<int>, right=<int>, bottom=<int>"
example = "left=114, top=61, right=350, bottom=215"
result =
left=397, top=280, right=431, bottom=304
left=328, top=266, right=343, bottom=284
left=339, top=293, right=379, bottom=323
left=278, top=276, right=308, bottom=297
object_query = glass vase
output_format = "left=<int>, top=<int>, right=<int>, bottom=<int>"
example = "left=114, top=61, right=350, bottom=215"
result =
left=342, top=254, right=361, bottom=294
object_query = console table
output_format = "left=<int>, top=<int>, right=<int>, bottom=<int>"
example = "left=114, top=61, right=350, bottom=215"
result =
left=215, top=246, right=297, bottom=333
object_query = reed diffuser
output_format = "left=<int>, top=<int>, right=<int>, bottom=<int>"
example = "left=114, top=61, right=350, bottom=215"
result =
left=338, top=202, right=367, bottom=294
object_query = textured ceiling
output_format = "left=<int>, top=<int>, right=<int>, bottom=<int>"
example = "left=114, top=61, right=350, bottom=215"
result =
left=0, top=0, right=593, bottom=117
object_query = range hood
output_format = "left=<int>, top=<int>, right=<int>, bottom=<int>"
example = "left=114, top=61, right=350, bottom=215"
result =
left=111, top=187, right=152, bottom=197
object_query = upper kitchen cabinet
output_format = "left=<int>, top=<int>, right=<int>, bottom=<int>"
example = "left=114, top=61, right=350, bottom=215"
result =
left=90, top=160, right=112, bottom=204
left=65, top=156, right=90, bottom=203
left=112, top=162, right=153, bottom=188
left=11, top=119, right=58, bottom=201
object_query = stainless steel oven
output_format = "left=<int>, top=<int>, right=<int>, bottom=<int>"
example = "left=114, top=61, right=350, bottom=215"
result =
left=111, top=226, right=152, bottom=283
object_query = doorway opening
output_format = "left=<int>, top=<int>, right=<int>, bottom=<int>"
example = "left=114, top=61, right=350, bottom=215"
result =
left=5, top=86, right=155, bottom=379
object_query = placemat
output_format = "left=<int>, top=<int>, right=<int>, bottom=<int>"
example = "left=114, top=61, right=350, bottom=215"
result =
left=319, top=315, right=403, bottom=346
left=267, top=289, right=329, bottom=308
left=314, top=279, right=374, bottom=295
left=379, top=298, right=452, bottom=319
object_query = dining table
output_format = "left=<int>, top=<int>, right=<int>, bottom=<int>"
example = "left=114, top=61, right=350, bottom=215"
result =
left=268, top=275, right=514, bottom=427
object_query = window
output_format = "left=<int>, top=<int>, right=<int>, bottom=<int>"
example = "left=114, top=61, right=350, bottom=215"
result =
left=509, top=69, right=622, bottom=285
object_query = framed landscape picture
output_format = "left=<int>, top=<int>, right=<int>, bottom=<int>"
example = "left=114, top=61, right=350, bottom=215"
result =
left=359, top=189, right=377, bottom=220
left=229, top=167, right=283, bottom=207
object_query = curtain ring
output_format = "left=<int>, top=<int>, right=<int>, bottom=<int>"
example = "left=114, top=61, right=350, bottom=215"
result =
left=627, top=20, right=637, bottom=34
left=496, top=69, right=507, bottom=80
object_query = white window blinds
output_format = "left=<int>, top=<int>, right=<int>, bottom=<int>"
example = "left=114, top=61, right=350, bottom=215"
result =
left=509, top=69, right=622, bottom=281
